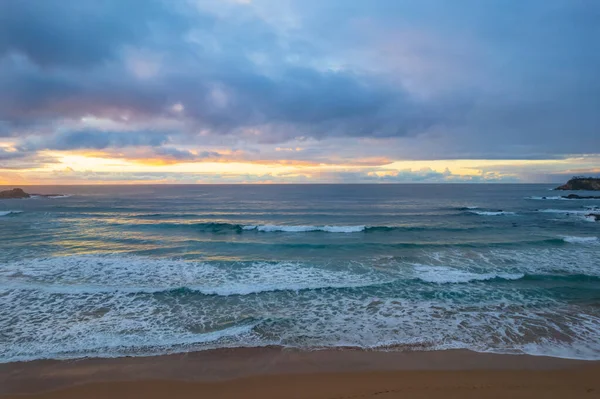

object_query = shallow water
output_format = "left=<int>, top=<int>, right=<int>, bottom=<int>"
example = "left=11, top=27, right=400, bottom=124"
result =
left=1, top=184, right=599, bottom=361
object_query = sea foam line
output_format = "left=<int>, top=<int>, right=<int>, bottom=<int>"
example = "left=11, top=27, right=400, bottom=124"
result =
left=412, top=265, right=524, bottom=284
left=526, top=196, right=569, bottom=200
left=7, top=254, right=599, bottom=297
left=0, top=255, right=390, bottom=296
left=470, top=210, right=516, bottom=216
left=560, top=236, right=598, bottom=244
left=0, top=322, right=259, bottom=363
left=242, top=224, right=366, bottom=233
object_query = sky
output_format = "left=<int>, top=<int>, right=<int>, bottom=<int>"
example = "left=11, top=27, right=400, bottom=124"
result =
left=0, top=0, right=599, bottom=184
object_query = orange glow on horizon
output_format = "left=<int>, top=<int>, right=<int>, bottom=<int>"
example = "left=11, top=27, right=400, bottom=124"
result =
left=1, top=150, right=599, bottom=184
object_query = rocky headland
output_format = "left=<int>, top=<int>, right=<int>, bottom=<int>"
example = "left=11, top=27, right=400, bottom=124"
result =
left=555, top=177, right=600, bottom=191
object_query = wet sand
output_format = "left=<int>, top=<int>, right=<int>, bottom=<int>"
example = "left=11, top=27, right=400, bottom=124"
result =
left=2, top=348, right=599, bottom=398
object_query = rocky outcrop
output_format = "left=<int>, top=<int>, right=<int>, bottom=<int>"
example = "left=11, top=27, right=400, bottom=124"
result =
left=562, top=194, right=600, bottom=199
left=0, top=188, right=30, bottom=199
left=555, top=177, right=600, bottom=191
left=0, top=188, right=65, bottom=199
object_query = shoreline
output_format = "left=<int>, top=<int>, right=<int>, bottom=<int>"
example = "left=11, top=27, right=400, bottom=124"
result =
left=2, top=347, right=599, bottom=397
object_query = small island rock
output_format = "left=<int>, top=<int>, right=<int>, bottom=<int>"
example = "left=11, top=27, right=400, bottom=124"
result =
left=0, top=188, right=30, bottom=199
left=0, top=188, right=66, bottom=199
left=562, top=194, right=600, bottom=199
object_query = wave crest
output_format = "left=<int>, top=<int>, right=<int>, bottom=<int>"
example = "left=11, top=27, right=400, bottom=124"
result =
left=0, top=255, right=389, bottom=296
left=413, top=265, right=600, bottom=284
left=413, top=265, right=524, bottom=284
left=470, top=210, right=516, bottom=216
left=561, top=236, right=598, bottom=244
left=243, top=224, right=366, bottom=233
left=0, top=210, right=23, bottom=217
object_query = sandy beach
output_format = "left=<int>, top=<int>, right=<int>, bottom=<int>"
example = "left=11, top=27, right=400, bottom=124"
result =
left=2, top=348, right=599, bottom=398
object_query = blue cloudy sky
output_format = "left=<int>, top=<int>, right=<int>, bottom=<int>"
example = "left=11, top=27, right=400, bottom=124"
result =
left=0, top=0, right=599, bottom=183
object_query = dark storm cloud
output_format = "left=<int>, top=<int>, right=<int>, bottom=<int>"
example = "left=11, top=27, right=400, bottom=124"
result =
left=0, top=0, right=193, bottom=68
left=0, top=0, right=598, bottom=159
left=153, top=147, right=221, bottom=161
left=0, top=56, right=173, bottom=130
left=0, top=0, right=444, bottom=141
left=0, top=148, right=26, bottom=161
left=20, top=129, right=169, bottom=151
left=0, top=51, right=434, bottom=140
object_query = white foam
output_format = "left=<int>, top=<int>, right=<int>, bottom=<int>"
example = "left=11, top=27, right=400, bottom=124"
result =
left=526, top=196, right=567, bottom=200
left=3, top=255, right=600, bottom=362
left=470, top=210, right=516, bottom=216
left=0, top=302, right=260, bottom=363
left=0, top=210, right=22, bottom=216
left=28, top=194, right=71, bottom=199
left=4, top=285, right=599, bottom=362
left=269, top=296, right=600, bottom=360
left=2, top=256, right=600, bottom=361
left=561, top=236, right=598, bottom=244
left=413, top=265, right=524, bottom=284
left=243, top=224, right=366, bottom=233
left=520, top=338, right=600, bottom=361
left=0, top=255, right=388, bottom=296
left=418, top=247, right=600, bottom=277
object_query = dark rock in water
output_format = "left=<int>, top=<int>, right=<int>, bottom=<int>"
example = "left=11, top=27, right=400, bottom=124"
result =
left=562, top=194, right=600, bottom=199
left=0, top=188, right=66, bottom=199
left=555, top=177, right=600, bottom=191
left=0, top=188, right=30, bottom=199
left=587, top=214, right=600, bottom=222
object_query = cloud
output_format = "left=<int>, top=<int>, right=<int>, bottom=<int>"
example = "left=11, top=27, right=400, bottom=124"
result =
left=0, top=148, right=25, bottom=161
left=0, top=0, right=192, bottom=68
left=0, top=0, right=599, bottom=181
left=0, top=52, right=435, bottom=142
left=19, top=129, right=169, bottom=151
left=0, top=148, right=58, bottom=170
left=153, top=147, right=217, bottom=160
left=0, top=0, right=448, bottom=142
left=148, top=147, right=222, bottom=163
left=281, top=166, right=517, bottom=184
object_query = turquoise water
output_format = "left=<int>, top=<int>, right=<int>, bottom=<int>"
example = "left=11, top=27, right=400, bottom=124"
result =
left=1, top=184, right=599, bottom=361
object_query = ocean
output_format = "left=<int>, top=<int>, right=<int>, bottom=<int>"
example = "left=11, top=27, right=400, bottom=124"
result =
left=0, top=184, right=599, bottom=362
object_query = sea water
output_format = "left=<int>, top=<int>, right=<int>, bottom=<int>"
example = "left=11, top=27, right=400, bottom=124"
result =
left=0, top=184, right=599, bottom=362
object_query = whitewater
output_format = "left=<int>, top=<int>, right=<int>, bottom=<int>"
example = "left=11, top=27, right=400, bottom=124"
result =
left=1, top=184, right=599, bottom=362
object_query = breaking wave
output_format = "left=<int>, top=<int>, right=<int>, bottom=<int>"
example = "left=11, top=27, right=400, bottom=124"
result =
left=0, top=210, right=22, bottom=217
left=560, top=236, right=598, bottom=244
left=470, top=210, right=516, bottom=216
